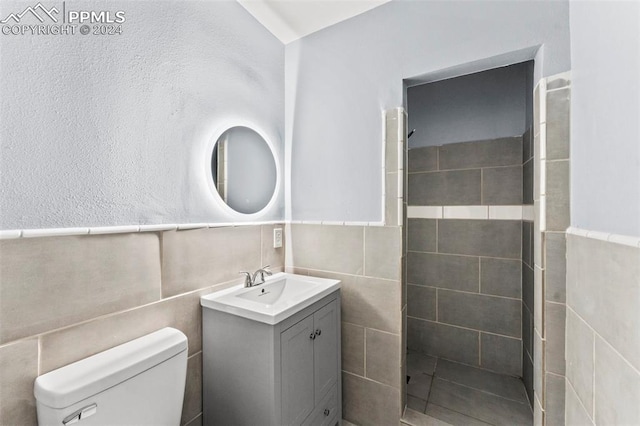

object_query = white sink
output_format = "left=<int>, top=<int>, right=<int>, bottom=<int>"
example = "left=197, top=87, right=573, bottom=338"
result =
left=200, top=272, right=341, bottom=325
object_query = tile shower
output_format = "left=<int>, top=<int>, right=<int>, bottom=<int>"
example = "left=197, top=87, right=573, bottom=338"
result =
left=403, top=70, right=572, bottom=426
left=405, top=136, right=533, bottom=423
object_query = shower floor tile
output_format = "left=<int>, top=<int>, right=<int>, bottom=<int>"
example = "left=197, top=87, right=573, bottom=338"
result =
left=403, top=351, right=533, bottom=426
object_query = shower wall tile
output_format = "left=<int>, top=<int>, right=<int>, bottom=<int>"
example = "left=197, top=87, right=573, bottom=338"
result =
left=545, top=160, right=570, bottom=232
left=438, top=290, right=521, bottom=337
left=181, top=352, right=203, bottom=426
left=523, top=127, right=533, bottom=163
left=365, top=226, right=401, bottom=280
left=407, top=285, right=436, bottom=321
left=184, top=414, right=202, bottom=426
left=545, top=88, right=570, bottom=160
left=0, top=233, right=161, bottom=344
left=289, top=224, right=364, bottom=275
left=523, top=352, right=534, bottom=407
left=481, top=165, right=523, bottom=205
left=522, top=303, right=533, bottom=356
left=408, top=146, right=438, bottom=173
left=594, top=336, right=640, bottom=425
left=0, top=338, right=38, bottom=426
left=480, top=333, right=522, bottom=376
left=438, top=219, right=521, bottom=259
left=385, top=109, right=399, bottom=173
left=545, top=373, right=565, bottom=426
left=544, top=232, right=566, bottom=302
left=408, top=169, right=481, bottom=206
left=480, top=258, right=521, bottom=298
left=407, top=218, right=436, bottom=252
left=161, top=226, right=261, bottom=297
left=522, top=221, right=533, bottom=267
left=385, top=171, right=399, bottom=226
left=534, top=84, right=540, bottom=136
left=342, top=322, right=365, bottom=376
left=522, top=263, right=534, bottom=313
left=438, top=137, right=522, bottom=170
left=407, top=252, right=479, bottom=292
left=407, top=318, right=479, bottom=367
left=544, top=302, right=566, bottom=375
left=533, top=331, right=544, bottom=401
left=365, top=329, right=401, bottom=387
left=523, top=159, right=534, bottom=205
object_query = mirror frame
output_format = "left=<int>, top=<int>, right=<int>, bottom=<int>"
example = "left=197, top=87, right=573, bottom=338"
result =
left=205, top=121, right=281, bottom=219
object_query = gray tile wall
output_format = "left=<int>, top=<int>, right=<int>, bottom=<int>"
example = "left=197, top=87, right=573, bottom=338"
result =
left=522, top=220, right=535, bottom=407
left=533, top=73, right=571, bottom=425
left=0, top=224, right=286, bottom=426
left=566, top=233, right=640, bottom=426
left=407, top=137, right=526, bottom=377
left=408, top=136, right=523, bottom=206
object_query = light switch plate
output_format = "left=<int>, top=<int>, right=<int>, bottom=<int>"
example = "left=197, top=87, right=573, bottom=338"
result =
left=273, top=228, right=283, bottom=248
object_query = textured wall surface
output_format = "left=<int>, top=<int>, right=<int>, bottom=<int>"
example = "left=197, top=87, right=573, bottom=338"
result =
left=0, top=1, right=284, bottom=229
left=287, top=0, right=570, bottom=221
left=569, top=1, right=640, bottom=237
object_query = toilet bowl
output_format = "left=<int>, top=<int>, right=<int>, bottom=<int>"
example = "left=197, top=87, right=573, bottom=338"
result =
left=34, top=327, right=188, bottom=426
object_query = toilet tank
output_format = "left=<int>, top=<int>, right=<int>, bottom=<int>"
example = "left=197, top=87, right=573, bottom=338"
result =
left=34, top=327, right=188, bottom=426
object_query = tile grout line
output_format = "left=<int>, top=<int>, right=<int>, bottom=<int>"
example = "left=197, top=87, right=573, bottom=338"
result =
left=407, top=316, right=522, bottom=341
left=405, top=283, right=524, bottom=302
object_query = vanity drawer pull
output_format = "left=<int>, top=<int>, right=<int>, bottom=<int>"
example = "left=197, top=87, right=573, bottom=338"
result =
left=324, top=409, right=330, bottom=416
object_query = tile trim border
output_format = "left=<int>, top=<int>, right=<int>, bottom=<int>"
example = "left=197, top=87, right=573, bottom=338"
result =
left=567, top=226, right=640, bottom=248
left=407, top=205, right=529, bottom=220
left=0, top=221, right=287, bottom=240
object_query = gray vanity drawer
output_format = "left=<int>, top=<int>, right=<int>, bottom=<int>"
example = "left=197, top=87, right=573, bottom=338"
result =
left=302, top=384, right=338, bottom=426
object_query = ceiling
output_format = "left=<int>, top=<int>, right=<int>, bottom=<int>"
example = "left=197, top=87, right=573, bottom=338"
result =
left=238, top=0, right=391, bottom=44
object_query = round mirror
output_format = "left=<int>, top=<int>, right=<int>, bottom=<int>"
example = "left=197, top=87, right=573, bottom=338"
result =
left=210, top=126, right=277, bottom=215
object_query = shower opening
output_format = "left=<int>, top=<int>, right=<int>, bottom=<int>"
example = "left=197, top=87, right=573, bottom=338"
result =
left=402, top=60, right=535, bottom=425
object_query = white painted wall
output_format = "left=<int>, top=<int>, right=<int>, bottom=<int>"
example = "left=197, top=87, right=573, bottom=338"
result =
left=570, top=1, right=640, bottom=238
left=287, top=0, right=570, bottom=221
left=407, top=62, right=532, bottom=148
left=0, top=1, right=284, bottom=229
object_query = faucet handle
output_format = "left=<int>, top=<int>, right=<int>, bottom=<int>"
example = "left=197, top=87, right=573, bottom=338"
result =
left=239, top=271, right=252, bottom=287
left=260, top=265, right=272, bottom=274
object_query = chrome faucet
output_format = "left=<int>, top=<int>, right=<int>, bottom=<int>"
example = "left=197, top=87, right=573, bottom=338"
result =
left=240, top=265, right=272, bottom=288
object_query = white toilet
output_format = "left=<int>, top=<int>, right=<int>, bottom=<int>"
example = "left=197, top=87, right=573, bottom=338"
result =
left=34, top=327, right=188, bottom=426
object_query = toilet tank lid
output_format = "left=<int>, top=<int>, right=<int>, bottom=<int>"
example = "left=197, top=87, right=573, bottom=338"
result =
left=34, top=327, right=188, bottom=409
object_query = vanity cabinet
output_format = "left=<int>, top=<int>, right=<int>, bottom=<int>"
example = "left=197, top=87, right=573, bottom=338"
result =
left=202, top=290, right=341, bottom=426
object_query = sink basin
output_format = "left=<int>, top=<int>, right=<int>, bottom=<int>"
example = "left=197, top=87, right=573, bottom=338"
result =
left=200, top=272, right=341, bottom=325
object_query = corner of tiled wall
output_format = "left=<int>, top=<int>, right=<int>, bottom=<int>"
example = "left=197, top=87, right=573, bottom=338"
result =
left=287, top=108, right=405, bottom=425
left=532, top=70, right=571, bottom=426
left=0, top=223, right=286, bottom=426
